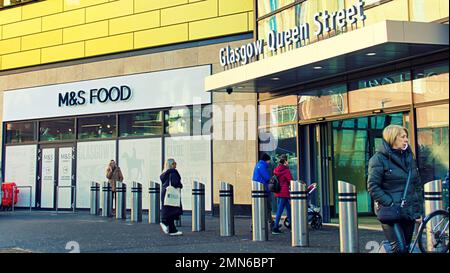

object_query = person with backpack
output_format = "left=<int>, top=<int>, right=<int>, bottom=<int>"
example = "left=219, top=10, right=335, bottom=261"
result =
left=272, top=154, right=293, bottom=234
left=252, top=153, right=274, bottom=226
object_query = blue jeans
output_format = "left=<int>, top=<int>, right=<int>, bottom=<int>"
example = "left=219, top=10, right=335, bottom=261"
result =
left=274, top=197, right=291, bottom=229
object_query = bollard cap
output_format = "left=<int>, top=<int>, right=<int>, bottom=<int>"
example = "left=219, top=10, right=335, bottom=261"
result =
left=338, top=180, right=356, bottom=194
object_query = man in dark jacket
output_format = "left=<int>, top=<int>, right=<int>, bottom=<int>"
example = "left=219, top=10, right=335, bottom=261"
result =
left=368, top=125, right=424, bottom=253
left=252, top=153, right=274, bottom=226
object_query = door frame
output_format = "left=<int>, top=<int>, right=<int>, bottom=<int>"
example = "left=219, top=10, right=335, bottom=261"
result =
left=37, top=143, right=76, bottom=210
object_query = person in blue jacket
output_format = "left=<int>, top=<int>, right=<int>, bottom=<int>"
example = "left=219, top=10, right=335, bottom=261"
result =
left=252, top=153, right=274, bottom=226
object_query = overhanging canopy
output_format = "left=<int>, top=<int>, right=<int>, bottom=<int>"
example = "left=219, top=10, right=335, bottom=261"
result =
left=205, top=20, right=449, bottom=93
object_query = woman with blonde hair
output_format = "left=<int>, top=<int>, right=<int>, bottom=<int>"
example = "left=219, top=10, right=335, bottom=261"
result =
left=368, top=124, right=424, bottom=253
left=160, top=158, right=183, bottom=236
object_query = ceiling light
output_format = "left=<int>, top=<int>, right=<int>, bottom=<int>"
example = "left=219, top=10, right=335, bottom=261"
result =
left=313, top=66, right=323, bottom=70
left=366, top=52, right=376, bottom=56
left=271, top=77, right=280, bottom=80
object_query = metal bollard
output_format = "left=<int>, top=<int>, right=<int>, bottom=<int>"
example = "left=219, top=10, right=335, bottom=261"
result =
left=338, top=180, right=359, bottom=253
left=102, top=182, right=113, bottom=217
left=148, top=181, right=160, bottom=224
left=220, top=182, right=234, bottom=237
left=424, top=179, right=444, bottom=252
left=291, top=180, right=309, bottom=247
left=192, top=181, right=205, bottom=232
left=131, top=182, right=142, bottom=222
left=90, top=182, right=100, bottom=215
left=115, top=182, right=126, bottom=220
left=252, top=181, right=268, bottom=241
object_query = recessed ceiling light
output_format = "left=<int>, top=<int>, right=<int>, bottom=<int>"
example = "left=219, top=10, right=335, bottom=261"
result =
left=366, top=52, right=376, bottom=56
left=313, top=66, right=323, bottom=70
left=237, top=86, right=244, bottom=89
left=271, top=77, right=280, bottom=80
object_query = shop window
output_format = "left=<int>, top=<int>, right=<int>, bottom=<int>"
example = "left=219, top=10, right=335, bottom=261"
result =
left=348, top=70, right=412, bottom=113
left=259, top=96, right=297, bottom=127
left=416, top=104, right=449, bottom=184
left=413, top=62, right=449, bottom=104
left=298, top=84, right=348, bottom=120
left=259, top=125, right=298, bottom=180
left=119, top=111, right=162, bottom=137
left=77, top=115, right=116, bottom=140
left=5, top=121, right=36, bottom=144
left=193, top=105, right=212, bottom=136
left=164, top=108, right=191, bottom=135
left=39, top=118, right=75, bottom=142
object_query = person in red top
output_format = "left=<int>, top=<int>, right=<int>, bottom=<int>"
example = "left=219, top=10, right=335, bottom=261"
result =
left=272, top=154, right=293, bottom=234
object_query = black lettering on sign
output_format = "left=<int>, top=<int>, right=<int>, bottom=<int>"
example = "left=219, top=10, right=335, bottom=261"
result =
left=59, top=85, right=132, bottom=107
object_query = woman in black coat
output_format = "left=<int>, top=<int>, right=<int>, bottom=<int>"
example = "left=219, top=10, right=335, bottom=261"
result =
left=368, top=125, right=424, bottom=253
left=160, top=158, right=183, bottom=236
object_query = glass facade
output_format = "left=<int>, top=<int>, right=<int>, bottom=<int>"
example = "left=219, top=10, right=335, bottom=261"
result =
left=164, top=108, right=191, bottom=135
left=78, top=115, right=116, bottom=140
left=259, top=95, right=298, bottom=126
left=119, top=111, right=162, bottom=137
left=39, top=119, right=75, bottom=142
left=416, top=104, right=449, bottom=184
left=413, top=62, right=449, bottom=104
left=5, top=121, right=36, bottom=144
left=299, top=84, right=348, bottom=120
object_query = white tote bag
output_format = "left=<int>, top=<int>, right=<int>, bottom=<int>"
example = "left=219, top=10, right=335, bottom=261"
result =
left=164, top=175, right=181, bottom=207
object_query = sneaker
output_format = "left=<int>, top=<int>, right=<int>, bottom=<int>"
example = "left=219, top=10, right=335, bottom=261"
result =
left=271, top=228, right=282, bottom=235
left=160, top=223, right=169, bottom=234
left=169, top=231, right=183, bottom=236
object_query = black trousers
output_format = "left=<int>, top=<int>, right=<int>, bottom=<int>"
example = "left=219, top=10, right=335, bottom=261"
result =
left=381, top=219, right=416, bottom=253
left=162, top=216, right=178, bottom=233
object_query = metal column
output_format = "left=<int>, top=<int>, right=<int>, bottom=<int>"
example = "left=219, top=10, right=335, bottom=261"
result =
left=220, top=182, right=234, bottom=237
left=291, top=180, right=309, bottom=247
left=148, top=181, right=160, bottom=224
left=424, top=179, right=444, bottom=252
left=131, top=182, right=142, bottom=222
left=102, top=182, right=113, bottom=217
left=252, top=181, right=268, bottom=241
left=192, top=181, right=205, bottom=232
left=338, top=180, right=359, bottom=253
left=90, top=182, right=100, bottom=215
left=115, top=182, right=126, bottom=220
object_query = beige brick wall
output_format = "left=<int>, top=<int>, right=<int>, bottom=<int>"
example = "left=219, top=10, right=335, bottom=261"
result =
left=0, top=38, right=257, bottom=205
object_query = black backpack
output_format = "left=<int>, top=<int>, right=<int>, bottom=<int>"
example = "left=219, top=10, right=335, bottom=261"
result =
left=269, top=175, right=281, bottom=193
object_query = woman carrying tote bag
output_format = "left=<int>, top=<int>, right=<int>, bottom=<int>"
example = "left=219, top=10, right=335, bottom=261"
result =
left=368, top=125, right=424, bottom=253
left=160, top=158, right=183, bottom=236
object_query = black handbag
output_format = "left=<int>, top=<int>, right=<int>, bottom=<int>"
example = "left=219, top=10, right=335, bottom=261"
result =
left=377, top=167, right=412, bottom=224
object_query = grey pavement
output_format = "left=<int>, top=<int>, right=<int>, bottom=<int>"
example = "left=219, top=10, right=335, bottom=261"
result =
left=0, top=210, right=385, bottom=253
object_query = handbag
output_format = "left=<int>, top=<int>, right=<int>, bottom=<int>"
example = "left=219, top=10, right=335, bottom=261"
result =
left=377, top=166, right=412, bottom=224
left=164, top=174, right=181, bottom=207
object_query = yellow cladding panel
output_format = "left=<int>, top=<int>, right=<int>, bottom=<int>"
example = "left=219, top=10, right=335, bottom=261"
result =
left=219, top=0, right=253, bottom=16
left=248, top=11, right=254, bottom=30
left=64, top=0, right=108, bottom=11
left=365, top=0, right=409, bottom=26
left=85, top=33, right=133, bottom=56
left=109, top=10, right=160, bottom=35
left=135, top=0, right=188, bottom=13
left=409, top=0, right=450, bottom=22
left=85, top=0, right=134, bottom=23
left=0, top=7, right=22, bottom=25
left=161, top=0, right=218, bottom=26
left=189, top=13, right=249, bottom=40
left=63, top=20, right=108, bottom=43
left=42, top=42, right=85, bottom=63
left=2, top=18, right=41, bottom=39
left=22, top=0, right=63, bottom=20
left=22, top=30, right=63, bottom=51
left=1, top=49, right=40, bottom=70
left=134, top=24, right=188, bottom=49
left=0, top=38, right=21, bottom=55
left=42, top=9, right=85, bottom=31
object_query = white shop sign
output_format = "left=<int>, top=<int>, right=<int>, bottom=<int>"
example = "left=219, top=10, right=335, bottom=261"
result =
left=3, top=65, right=211, bottom=122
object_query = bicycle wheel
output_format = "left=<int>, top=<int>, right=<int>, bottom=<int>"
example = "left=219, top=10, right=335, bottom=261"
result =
left=417, top=209, right=449, bottom=253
